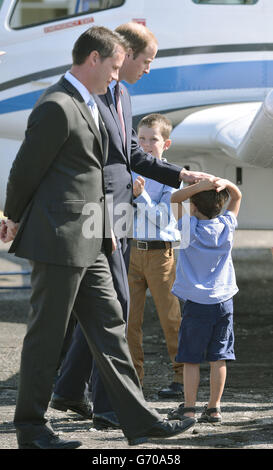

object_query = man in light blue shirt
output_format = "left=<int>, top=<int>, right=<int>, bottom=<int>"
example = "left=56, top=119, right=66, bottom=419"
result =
left=127, top=114, right=184, bottom=399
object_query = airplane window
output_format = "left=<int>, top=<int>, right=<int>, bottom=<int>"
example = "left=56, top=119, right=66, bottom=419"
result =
left=10, top=0, right=125, bottom=29
left=193, top=0, right=257, bottom=4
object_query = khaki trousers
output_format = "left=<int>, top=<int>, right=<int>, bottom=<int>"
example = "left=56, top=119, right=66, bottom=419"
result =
left=127, top=244, right=183, bottom=385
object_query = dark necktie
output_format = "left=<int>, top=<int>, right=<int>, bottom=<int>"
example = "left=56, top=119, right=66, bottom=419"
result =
left=114, top=82, right=126, bottom=145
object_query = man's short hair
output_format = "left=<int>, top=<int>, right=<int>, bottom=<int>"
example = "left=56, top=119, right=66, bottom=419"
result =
left=137, top=113, right=172, bottom=140
left=191, top=189, right=229, bottom=219
left=115, top=22, right=157, bottom=58
left=72, top=26, right=128, bottom=65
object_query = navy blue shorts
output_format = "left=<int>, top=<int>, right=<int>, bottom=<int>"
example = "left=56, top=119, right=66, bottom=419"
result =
left=176, top=298, right=235, bottom=363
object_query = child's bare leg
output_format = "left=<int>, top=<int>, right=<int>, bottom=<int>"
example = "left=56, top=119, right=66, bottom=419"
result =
left=183, top=362, right=200, bottom=417
left=208, top=360, right=226, bottom=417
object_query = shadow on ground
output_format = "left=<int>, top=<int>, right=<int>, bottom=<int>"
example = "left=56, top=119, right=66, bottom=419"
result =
left=0, top=248, right=273, bottom=451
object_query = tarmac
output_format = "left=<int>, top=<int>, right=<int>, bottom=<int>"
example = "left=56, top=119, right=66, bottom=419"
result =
left=0, top=230, right=272, bottom=458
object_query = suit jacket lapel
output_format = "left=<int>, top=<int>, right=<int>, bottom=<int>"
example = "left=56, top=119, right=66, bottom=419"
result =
left=120, top=85, right=131, bottom=161
left=61, top=77, right=104, bottom=158
left=73, top=99, right=104, bottom=157
left=98, top=115, right=109, bottom=165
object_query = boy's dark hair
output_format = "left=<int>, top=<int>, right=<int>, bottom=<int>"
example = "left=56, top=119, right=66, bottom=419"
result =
left=191, top=188, right=229, bottom=219
left=137, top=113, right=172, bottom=140
left=72, top=26, right=128, bottom=65
left=115, top=22, right=157, bottom=59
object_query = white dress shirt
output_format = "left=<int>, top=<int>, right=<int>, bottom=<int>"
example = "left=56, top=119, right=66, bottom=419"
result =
left=64, top=70, right=99, bottom=128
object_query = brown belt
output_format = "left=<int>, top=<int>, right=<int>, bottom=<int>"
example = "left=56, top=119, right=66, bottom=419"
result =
left=131, top=240, right=176, bottom=251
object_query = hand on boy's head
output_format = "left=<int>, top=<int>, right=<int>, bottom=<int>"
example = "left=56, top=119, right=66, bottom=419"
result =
left=133, top=175, right=145, bottom=198
left=180, top=169, right=215, bottom=183
left=196, top=178, right=218, bottom=191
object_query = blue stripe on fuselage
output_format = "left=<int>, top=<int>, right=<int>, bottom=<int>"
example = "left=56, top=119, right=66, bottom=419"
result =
left=127, top=60, right=270, bottom=95
left=0, top=60, right=272, bottom=115
left=0, top=89, right=44, bottom=114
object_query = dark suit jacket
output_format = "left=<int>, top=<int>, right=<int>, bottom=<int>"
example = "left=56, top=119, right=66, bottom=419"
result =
left=4, top=77, right=112, bottom=267
left=95, top=83, right=182, bottom=237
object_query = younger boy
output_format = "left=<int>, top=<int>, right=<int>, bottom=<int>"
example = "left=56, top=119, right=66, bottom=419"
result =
left=168, top=177, right=242, bottom=422
left=127, top=114, right=184, bottom=397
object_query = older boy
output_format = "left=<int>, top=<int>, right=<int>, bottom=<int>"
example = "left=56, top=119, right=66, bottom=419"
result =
left=128, top=114, right=184, bottom=397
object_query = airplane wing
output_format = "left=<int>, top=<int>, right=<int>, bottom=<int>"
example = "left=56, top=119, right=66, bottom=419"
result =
left=167, top=89, right=273, bottom=169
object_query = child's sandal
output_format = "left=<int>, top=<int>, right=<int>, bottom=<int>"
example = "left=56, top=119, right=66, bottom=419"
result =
left=167, top=403, right=196, bottom=421
left=198, top=405, right=222, bottom=423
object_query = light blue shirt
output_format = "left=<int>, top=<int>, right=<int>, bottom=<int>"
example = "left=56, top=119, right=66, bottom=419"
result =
left=172, top=210, right=238, bottom=304
left=132, top=169, right=181, bottom=242
left=109, top=80, right=117, bottom=106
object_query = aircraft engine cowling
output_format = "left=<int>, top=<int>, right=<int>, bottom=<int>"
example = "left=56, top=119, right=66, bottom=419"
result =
left=237, top=89, right=273, bottom=168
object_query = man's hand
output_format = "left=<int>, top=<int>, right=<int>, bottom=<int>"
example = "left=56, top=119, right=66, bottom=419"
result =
left=0, top=220, right=6, bottom=242
left=0, top=219, right=19, bottom=243
left=133, top=176, right=145, bottom=198
left=179, top=168, right=215, bottom=184
left=195, top=177, right=219, bottom=192
left=111, top=229, right=117, bottom=253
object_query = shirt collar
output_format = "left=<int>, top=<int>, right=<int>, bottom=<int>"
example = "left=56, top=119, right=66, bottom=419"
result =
left=64, top=70, right=94, bottom=105
left=109, top=80, right=117, bottom=91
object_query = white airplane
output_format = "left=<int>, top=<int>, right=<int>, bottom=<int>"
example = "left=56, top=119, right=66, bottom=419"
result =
left=1, top=0, right=273, bottom=229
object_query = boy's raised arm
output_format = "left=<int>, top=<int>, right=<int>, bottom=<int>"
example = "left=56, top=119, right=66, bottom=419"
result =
left=171, top=179, right=217, bottom=204
left=215, top=179, right=242, bottom=217
left=170, top=178, right=217, bottom=220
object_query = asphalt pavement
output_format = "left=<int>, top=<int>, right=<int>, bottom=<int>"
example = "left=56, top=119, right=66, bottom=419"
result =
left=0, top=231, right=272, bottom=456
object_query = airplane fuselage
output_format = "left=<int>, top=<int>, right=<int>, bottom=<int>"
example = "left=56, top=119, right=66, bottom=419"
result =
left=1, top=0, right=273, bottom=228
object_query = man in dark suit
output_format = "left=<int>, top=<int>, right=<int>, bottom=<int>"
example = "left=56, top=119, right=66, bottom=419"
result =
left=0, top=26, right=196, bottom=449
left=50, top=22, right=213, bottom=429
